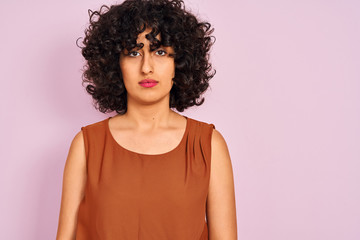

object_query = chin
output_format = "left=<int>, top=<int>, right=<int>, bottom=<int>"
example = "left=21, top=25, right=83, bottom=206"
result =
left=137, top=94, right=170, bottom=104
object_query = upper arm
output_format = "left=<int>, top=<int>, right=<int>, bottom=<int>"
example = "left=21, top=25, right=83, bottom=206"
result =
left=207, top=128, right=238, bottom=240
left=56, top=130, right=87, bottom=240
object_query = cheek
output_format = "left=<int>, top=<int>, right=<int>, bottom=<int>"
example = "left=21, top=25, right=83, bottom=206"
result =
left=119, top=56, right=133, bottom=75
left=161, top=62, right=175, bottom=78
left=119, top=64, right=132, bottom=90
left=119, top=61, right=127, bottom=74
left=119, top=62, right=133, bottom=81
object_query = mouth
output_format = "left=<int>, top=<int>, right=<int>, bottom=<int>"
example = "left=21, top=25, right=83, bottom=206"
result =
left=139, top=79, right=159, bottom=88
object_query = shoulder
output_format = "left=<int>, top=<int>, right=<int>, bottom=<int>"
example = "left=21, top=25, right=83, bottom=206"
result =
left=211, top=129, right=227, bottom=151
left=188, top=116, right=216, bottom=133
left=77, top=117, right=110, bottom=154
left=81, top=117, right=110, bottom=130
left=64, top=130, right=87, bottom=177
left=210, top=127, right=231, bottom=168
left=80, top=117, right=110, bottom=136
left=190, top=117, right=231, bottom=165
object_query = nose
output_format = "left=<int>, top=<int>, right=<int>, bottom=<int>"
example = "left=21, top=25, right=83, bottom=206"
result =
left=141, top=52, right=154, bottom=75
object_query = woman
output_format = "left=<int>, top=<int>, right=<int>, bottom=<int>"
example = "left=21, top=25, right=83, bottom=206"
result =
left=56, top=0, right=237, bottom=239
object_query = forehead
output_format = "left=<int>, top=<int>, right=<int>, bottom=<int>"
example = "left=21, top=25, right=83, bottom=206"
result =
left=121, top=26, right=174, bottom=53
left=136, top=27, right=161, bottom=43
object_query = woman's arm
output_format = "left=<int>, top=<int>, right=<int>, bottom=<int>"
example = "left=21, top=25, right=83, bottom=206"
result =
left=207, top=129, right=238, bottom=240
left=56, top=131, right=87, bottom=240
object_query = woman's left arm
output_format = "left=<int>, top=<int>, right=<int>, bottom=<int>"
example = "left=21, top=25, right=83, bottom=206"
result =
left=207, top=129, right=238, bottom=240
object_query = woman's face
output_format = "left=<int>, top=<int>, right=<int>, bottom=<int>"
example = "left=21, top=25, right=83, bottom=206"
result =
left=119, top=28, right=175, bottom=106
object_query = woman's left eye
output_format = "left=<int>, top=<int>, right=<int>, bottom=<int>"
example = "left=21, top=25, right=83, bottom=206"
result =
left=156, top=50, right=167, bottom=56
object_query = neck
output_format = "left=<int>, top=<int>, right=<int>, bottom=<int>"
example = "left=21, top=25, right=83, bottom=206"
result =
left=121, top=95, right=176, bottom=130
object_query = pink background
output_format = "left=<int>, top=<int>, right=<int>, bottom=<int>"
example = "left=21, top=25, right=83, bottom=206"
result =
left=1, top=0, right=359, bottom=239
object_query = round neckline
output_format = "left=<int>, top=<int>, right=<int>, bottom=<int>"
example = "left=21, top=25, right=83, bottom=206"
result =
left=106, top=115, right=190, bottom=157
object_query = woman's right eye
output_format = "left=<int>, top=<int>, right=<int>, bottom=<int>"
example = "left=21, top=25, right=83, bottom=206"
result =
left=128, top=51, right=140, bottom=57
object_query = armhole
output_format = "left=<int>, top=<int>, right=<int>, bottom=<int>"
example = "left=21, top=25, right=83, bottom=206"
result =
left=81, top=127, right=89, bottom=169
left=209, top=123, right=216, bottom=165
left=206, top=123, right=216, bottom=218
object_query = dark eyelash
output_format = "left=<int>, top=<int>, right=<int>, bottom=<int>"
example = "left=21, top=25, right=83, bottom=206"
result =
left=127, top=51, right=138, bottom=56
left=157, top=49, right=167, bottom=54
left=125, top=49, right=166, bottom=56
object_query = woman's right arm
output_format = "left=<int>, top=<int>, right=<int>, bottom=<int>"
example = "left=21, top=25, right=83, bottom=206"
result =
left=56, top=130, right=87, bottom=240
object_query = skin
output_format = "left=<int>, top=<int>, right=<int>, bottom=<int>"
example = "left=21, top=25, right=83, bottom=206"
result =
left=56, top=27, right=237, bottom=240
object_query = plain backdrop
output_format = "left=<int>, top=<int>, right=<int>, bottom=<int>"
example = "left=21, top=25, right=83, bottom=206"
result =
left=1, top=0, right=359, bottom=239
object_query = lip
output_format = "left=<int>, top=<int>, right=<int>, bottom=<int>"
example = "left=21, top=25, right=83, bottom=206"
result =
left=139, top=79, right=159, bottom=88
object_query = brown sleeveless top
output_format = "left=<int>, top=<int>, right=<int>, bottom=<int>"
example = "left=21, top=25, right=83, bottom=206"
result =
left=75, top=115, right=215, bottom=240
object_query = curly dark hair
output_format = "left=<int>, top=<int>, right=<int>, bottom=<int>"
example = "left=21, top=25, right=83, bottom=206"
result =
left=79, top=0, right=216, bottom=114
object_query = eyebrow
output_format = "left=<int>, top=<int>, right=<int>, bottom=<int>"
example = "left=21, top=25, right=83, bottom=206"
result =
left=121, top=43, right=175, bottom=56
left=129, top=43, right=167, bottom=51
